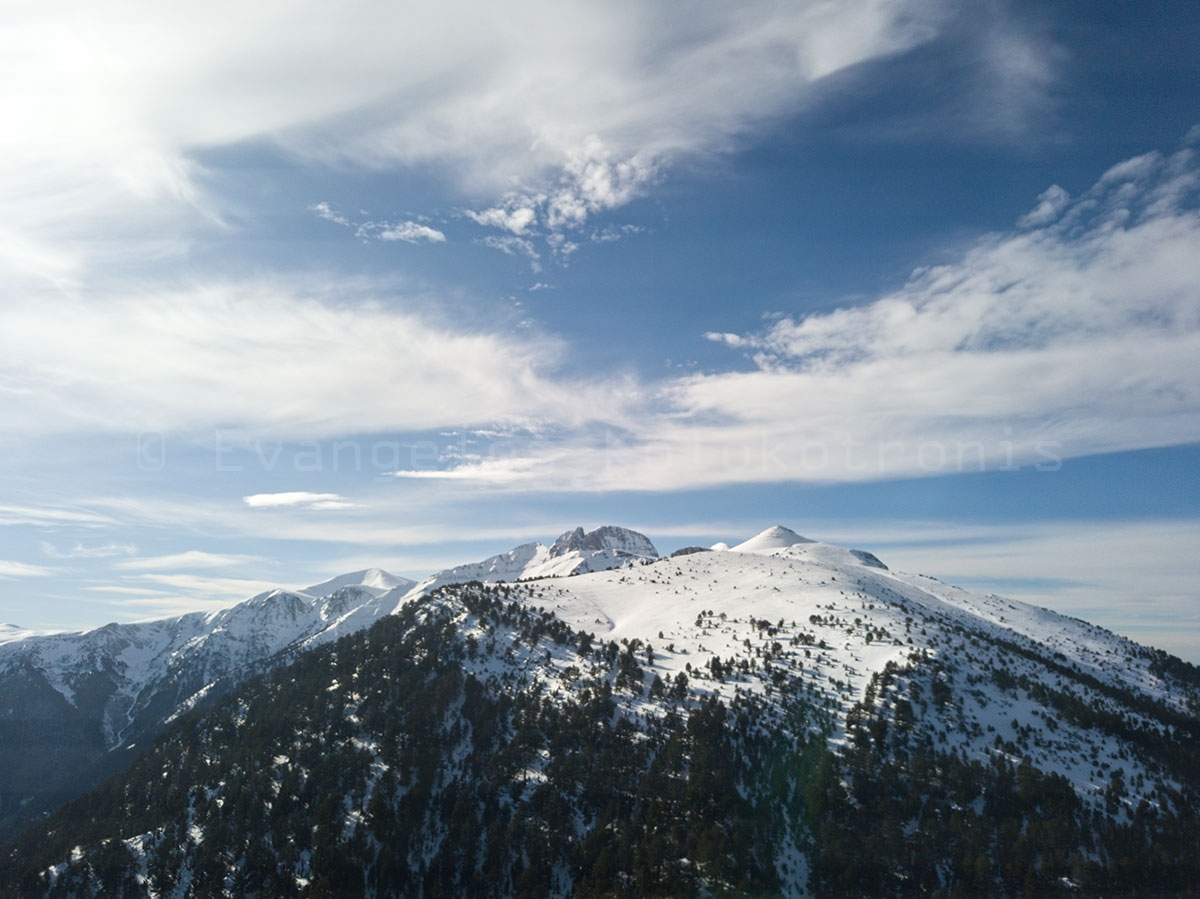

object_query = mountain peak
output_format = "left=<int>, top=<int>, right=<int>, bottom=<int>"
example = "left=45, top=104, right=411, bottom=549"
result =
left=732, top=525, right=814, bottom=553
left=548, top=525, right=658, bottom=560
left=301, top=568, right=414, bottom=598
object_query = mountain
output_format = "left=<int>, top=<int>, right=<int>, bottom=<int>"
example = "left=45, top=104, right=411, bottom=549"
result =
left=0, top=528, right=652, bottom=841
left=730, top=523, right=814, bottom=552
left=300, top=568, right=415, bottom=598
left=403, top=524, right=658, bottom=597
left=2, top=526, right=1198, bottom=896
left=0, top=571, right=409, bottom=843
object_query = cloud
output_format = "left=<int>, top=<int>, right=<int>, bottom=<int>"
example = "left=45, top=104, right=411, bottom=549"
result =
left=622, top=146, right=1199, bottom=485
left=0, top=277, right=634, bottom=438
left=243, top=492, right=354, bottom=509
left=466, top=205, right=538, bottom=235
left=114, top=551, right=263, bottom=570
left=1017, top=184, right=1070, bottom=228
left=2, top=0, right=984, bottom=285
left=93, top=573, right=291, bottom=617
left=390, top=454, right=555, bottom=485
left=40, top=542, right=138, bottom=559
left=310, top=202, right=350, bottom=227
left=397, top=142, right=1200, bottom=492
left=480, top=235, right=541, bottom=269
left=0, top=560, right=54, bottom=579
left=312, top=203, right=446, bottom=243
left=0, top=504, right=115, bottom=528
left=373, top=222, right=446, bottom=243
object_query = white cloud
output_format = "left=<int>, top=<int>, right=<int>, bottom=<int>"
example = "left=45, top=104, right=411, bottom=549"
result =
left=96, top=573, right=291, bottom=617
left=465, top=205, right=539, bottom=235
left=1017, top=184, right=1069, bottom=228
left=10, top=143, right=1194, bottom=493
left=0, top=277, right=633, bottom=438
left=375, top=222, right=446, bottom=243
left=390, top=454, right=555, bottom=485
left=1, top=0, right=976, bottom=285
left=398, top=144, right=1200, bottom=492
left=41, top=542, right=138, bottom=559
left=480, top=235, right=541, bottom=266
left=311, top=202, right=350, bottom=227
left=114, top=551, right=263, bottom=570
left=354, top=219, right=446, bottom=243
left=312, top=204, right=446, bottom=243
left=0, top=560, right=54, bottom=578
left=0, top=504, right=115, bottom=528
left=243, top=492, right=351, bottom=509
left=638, top=147, right=1198, bottom=480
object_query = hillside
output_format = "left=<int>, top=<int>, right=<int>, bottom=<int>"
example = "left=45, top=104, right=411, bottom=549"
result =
left=0, top=528, right=658, bottom=842
left=1, top=527, right=1198, bottom=896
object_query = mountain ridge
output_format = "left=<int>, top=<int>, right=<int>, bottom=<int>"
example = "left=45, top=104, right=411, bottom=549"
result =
left=2, top=523, right=1199, bottom=894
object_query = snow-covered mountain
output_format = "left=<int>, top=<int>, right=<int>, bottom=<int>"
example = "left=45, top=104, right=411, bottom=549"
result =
left=300, top=567, right=413, bottom=598
left=5, top=525, right=1197, bottom=896
left=504, top=528, right=1197, bottom=814
left=3, top=525, right=1199, bottom=894
left=729, top=523, right=814, bottom=552
left=0, top=527, right=653, bottom=839
left=0, top=571, right=411, bottom=841
left=402, top=524, right=658, bottom=597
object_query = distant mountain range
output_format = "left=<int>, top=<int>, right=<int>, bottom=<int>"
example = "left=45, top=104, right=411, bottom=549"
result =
left=2, top=525, right=1198, bottom=895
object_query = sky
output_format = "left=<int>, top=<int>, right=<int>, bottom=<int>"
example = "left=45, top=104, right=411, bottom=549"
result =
left=2, top=0, right=1199, bottom=661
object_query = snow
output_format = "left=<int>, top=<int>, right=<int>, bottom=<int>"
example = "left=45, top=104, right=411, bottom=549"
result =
left=20, top=523, right=1200, bottom=899
left=394, top=528, right=1193, bottom=816
left=0, top=577, right=413, bottom=751
left=0, top=623, right=63, bottom=645
left=731, top=525, right=814, bottom=552
left=300, top=567, right=413, bottom=598
left=3, top=522, right=1192, bottom=825
left=401, top=525, right=659, bottom=599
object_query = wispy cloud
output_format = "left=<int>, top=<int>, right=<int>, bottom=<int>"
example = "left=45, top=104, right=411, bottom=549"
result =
left=0, top=276, right=635, bottom=438
left=2, top=0, right=994, bottom=286
left=0, top=560, right=54, bottom=578
left=1017, top=184, right=1071, bottom=228
left=127, top=572, right=283, bottom=596
left=114, top=551, right=263, bottom=571
left=311, top=203, right=446, bottom=244
left=40, top=542, right=138, bottom=559
left=88, top=573, right=288, bottom=618
left=0, top=504, right=115, bottom=528
left=479, top=235, right=541, bottom=270
left=387, top=141, right=1200, bottom=491
left=243, top=492, right=356, bottom=510
left=310, top=202, right=350, bottom=227
left=372, top=221, right=446, bottom=243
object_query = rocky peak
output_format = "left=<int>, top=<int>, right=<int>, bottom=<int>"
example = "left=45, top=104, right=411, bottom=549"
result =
left=548, top=526, right=658, bottom=560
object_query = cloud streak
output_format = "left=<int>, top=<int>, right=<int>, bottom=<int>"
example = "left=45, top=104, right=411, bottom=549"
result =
left=5, top=143, right=1196, bottom=491
left=0, top=560, right=54, bottom=579
left=2, top=0, right=995, bottom=284
left=402, top=142, right=1200, bottom=491
left=243, top=492, right=356, bottom=510
left=114, top=551, right=263, bottom=571
left=40, top=542, right=138, bottom=560
left=0, top=277, right=635, bottom=438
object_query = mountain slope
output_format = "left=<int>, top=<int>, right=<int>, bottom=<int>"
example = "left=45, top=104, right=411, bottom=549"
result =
left=0, top=526, right=655, bottom=843
left=402, top=525, right=658, bottom=597
left=2, top=527, right=1198, bottom=896
left=300, top=568, right=414, bottom=598
left=0, top=573, right=409, bottom=843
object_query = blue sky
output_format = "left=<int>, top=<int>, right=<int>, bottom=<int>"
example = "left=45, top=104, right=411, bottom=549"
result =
left=2, top=0, right=1199, bottom=660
